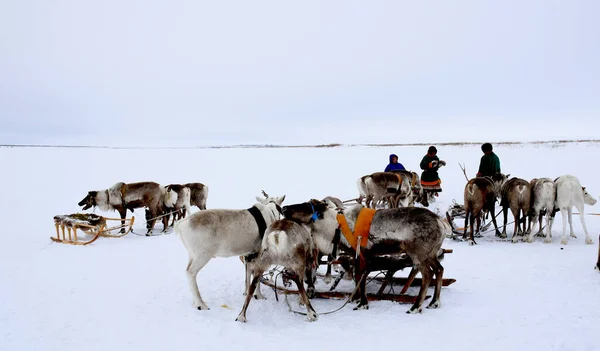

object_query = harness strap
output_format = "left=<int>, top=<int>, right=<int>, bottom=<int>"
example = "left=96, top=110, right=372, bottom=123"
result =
left=247, top=206, right=267, bottom=239
left=336, top=208, right=376, bottom=256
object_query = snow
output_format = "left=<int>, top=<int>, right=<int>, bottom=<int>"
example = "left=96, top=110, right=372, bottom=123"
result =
left=2, top=142, right=600, bottom=351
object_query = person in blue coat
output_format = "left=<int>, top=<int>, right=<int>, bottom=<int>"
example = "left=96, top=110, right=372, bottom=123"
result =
left=384, top=154, right=406, bottom=172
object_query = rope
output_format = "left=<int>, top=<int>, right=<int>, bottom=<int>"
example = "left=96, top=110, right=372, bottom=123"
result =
left=130, top=209, right=179, bottom=235
left=264, top=266, right=366, bottom=316
left=284, top=273, right=367, bottom=316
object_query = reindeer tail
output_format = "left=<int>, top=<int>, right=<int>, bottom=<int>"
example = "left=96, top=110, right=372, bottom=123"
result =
left=467, top=183, right=476, bottom=196
left=438, top=216, right=453, bottom=237
left=266, top=230, right=288, bottom=255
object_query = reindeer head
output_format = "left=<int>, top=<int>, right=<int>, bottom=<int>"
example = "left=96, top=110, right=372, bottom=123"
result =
left=78, top=191, right=98, bottom=210
left=281, top=199, right=331, bottom=224
left=491, top=173, right=509, bottom=197
left=255, top=190, right=286, bottom=218
left=582, top=187, right=597, bottom=206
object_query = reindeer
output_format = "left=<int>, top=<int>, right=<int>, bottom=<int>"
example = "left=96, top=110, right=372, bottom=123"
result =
left=548, top=175, right=597, bottom=245
left=525, top=178, right=555, bottom=243
left=78, top=181, right=167, bottom=234
left=163, top=184, right=191, bottom=226
left=359, top=172, right=413, bottom=209
left=175, top=191, right=285, bottom=310
left=184, top=183, right=208, bottom=212
left=463, top=177, right=501, bottom=245
left=235, top=219, right=319, bottom=323
left=282, top=198, right=448, bottom=314
left=498, top=177, right=531, bottom=242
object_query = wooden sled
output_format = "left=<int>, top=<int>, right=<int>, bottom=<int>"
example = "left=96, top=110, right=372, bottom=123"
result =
left=51, top=213, right=135, bottom=245
left=262, top=248, right=454, bottom=305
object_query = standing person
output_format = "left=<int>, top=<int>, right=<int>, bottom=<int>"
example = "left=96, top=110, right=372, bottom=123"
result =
left=384, top=154, right=406, bottom=172
left=476, top=143, right=501, bottom=177
left=420, top=146, right=446, bottom=193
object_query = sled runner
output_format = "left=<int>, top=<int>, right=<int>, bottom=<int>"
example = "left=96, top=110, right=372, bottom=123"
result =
left=52, top=213, right=135, bottom=245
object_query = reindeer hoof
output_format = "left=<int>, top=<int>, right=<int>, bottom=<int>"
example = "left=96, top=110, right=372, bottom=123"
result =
left=353, top=303, right=369, bottom=311
left=197, top=305, right=210, bottom=311
left=585, top=237, right=593, bottom=245
left=407, top=307, right=422, bottom=314
left=543, top=237, right=552, bottom=244
left=511, top=237, right=520, bottom=243
left=468, top=240, right=476, bottom=246
left=570, top=234, right=578, bottom=239
left=323, top=276, right=332, bottom=284
left=427, top=300, right=441, bottom=309
left=307, top=311, right=318, bottom=322
left=561, top=238, right=568, bottom=245
left=235, top=315, right=247, bottom=323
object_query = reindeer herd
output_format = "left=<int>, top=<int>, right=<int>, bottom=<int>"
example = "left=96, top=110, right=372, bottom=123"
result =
left=461, top=173, right=597, bottom=247
left=77, top=168, right=600, bottom=324
left=78, top=181, right=208, bottom=234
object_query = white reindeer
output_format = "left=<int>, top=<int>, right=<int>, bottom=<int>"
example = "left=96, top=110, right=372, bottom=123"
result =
left=526, top=178, right=555, bottom=243
left=549, top=175, right=597, bottom=245
left=175, top=191, right=285, bottom=310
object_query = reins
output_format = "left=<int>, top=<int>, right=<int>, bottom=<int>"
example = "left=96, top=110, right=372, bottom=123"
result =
left=262, top=266, right=367, bottom=316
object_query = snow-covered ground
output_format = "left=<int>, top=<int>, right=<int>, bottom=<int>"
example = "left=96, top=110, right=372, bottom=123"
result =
left=2, top=142, right=600, bottom=351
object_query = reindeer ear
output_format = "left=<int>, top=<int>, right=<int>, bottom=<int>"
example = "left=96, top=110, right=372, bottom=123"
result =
left=276, top=195, right=286, bottom=205
left=506, top=174, right=511, bottom=179
left=582, top=187, right=586, bottom=191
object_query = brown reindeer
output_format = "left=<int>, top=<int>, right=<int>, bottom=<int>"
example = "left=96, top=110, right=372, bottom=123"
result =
left=184, top=183, right=208, bottom=213
left=463, top=177, right=501, bottom=245
left=499, top=177, right=531, bottom=242
left=359, top=172, right=413, bottom=208
left=236, top=219, right=319, bottom=322
left=283, top=199, right=448, bottom=313
left=78, top=182, right=167, bottom=234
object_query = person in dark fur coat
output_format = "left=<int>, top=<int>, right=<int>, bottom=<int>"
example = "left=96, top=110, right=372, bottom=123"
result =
left=420, top=146, right=445, bottom=192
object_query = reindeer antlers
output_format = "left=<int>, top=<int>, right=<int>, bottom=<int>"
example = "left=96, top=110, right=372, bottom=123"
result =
left=261, top=190, right=270, bottom=198
left=459, top=162, right=469, bottom=182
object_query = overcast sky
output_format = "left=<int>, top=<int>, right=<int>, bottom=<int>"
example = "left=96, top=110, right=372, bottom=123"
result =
left=1, top=0, right=599, bottom=146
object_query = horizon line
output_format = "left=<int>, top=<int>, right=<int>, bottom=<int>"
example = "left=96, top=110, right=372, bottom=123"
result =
left=1, top=139, right=599, bottom=150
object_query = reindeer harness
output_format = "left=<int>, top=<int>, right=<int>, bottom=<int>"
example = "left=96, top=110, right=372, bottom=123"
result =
left=336, top=208, right=376, bottom=258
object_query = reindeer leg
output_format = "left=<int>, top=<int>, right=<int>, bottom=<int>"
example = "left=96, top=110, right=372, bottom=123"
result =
left=292, top=275, right=318, bottom=321
left=186, top=256, right=211, bottom=310
left=427, top=258, right=444, bottom=309
left=560, top=208, right=569, bottom=245
left=118, top=208, right=127, bottom=234
left=323, top=255, right=333, bottom=284
left=568, top=207, right=576, bottom=239
left=501, top=206, right=509, bottom=238
left=512, top=208, right=521, bottom=242
left=462, top=211, right=469, bottom=241
left=236, top=273, right=262, bottom=323
left=543, top=211, right=553, bottom=243
left=576, top=204, right=593, bottom=244
left=353, top=257, right=369, bottom=310
left=491, top=206, right=502, bottom=238
left=408, top=263, right=432, bottom=314
left=468, top=212, right=476, bottom=245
